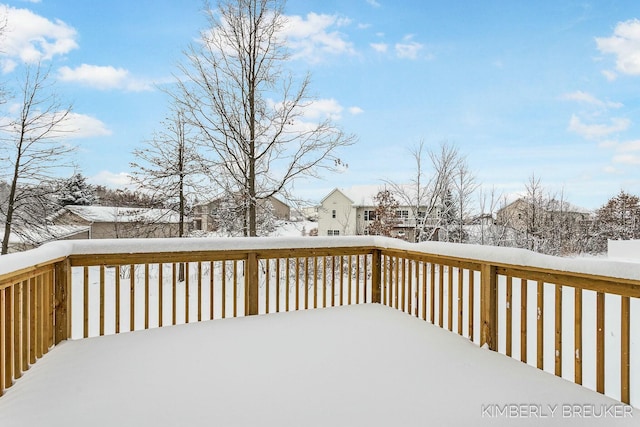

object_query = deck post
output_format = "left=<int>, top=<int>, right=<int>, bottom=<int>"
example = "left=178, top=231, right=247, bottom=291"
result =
left=54, top=259, right=72, bottom=344
left=480, top=263, right=497, bottom=351
left=371, top=249, right=382, bottom=304
left=245, top=253, right=259, bottom=316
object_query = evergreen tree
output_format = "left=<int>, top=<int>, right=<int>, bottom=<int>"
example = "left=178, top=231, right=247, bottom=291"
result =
left=58, top=173, right=96, bottom=206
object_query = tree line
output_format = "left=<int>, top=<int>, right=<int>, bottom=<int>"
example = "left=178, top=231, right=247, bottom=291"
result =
left=366, top=144, right=639, bottom=256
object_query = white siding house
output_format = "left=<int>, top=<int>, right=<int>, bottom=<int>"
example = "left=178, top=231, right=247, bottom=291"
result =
left=317, top=189, right=357, bottom=236
left=317, top=186, right=433, bottom=240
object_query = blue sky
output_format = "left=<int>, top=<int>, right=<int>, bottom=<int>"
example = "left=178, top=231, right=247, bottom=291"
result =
left=1, top=0, right=640, bottom=210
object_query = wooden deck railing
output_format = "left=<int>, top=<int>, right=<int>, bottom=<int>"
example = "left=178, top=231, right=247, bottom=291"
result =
left=0, top=237, right=638, bottom=408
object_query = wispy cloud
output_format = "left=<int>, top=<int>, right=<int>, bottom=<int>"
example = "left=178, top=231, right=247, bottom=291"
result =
left=349, top=106, right=364, bottom=115
left=596, top=18, right=640, bottom=76
left=601, top=70, right=617, bottom=81
left=370, top=42, right=388, bottom=53
left=395, top=35, right=425, bottom=60
left=568, top=114, right=630, bottom=139
left=58, top=64, right=153, bottom=91
left=612, top=154, right=640, bottom=165
left=599, top=139, right=640, bottom=152
left=561, top=91, right=622, bottom=108
left=301, top=98, right=344, bottom=121
left=0, top=6, right=78, bottom=73
left=282, top=13, right=356, bottom=62
left=366, top=0, right=381, bottom=8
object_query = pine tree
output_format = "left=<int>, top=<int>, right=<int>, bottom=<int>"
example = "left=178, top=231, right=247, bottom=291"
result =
left=58, top=173, right=96, bottom=206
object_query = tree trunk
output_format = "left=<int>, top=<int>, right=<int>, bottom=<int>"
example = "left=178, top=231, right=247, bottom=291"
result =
left=1, top=139, right=24, bottom=255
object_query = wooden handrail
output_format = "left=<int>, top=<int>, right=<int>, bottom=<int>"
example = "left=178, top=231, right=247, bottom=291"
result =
left=0, top=237, right=638, bottom=407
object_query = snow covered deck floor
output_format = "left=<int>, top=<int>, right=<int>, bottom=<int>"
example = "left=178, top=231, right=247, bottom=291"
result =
left=0, top=304, right=636, bottom=426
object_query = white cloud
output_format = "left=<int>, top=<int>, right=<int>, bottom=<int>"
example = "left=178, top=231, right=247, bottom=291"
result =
left=395, top=35, right=424, bottom=60
left=0, top=108, right=111, bottom=139
left=266, top=97, right=347, bottom=138
left=596, top=19, right=640, bottom=75
left=58, top=64, right=153, bottom=92
left=568, top=114, right=630, bottom=139
left=1, top=6, right=78, bottom=72
left=89, top=171, right=134, bottom=188
left=366, top=0, right=381, bottom=7
left=561, top=91, right=622, bottom=108
left=55, top=112, right=112, bottom=138
left=612, top=154, right=640, bottom=165
left=283, top=13, right=356, bottom=62
left=301, top=98, right=344, bottom=121
left=599, top=138, right=640, bottom=152
left=601, top=70, right=617, bottom=81
left=370, top=42, right=388, bottom=53
left=348, top=106, right=364, bottom=115
left=603, top=165, right=622, bottom=174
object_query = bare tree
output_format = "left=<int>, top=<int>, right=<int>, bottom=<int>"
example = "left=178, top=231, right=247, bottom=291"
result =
left=450, top=159, right=478, bottom=243
left=130, top=107, right=204, bottom=238
left=173, top=0, right=355, bottom=236
left=475, top=186, right=512, bottom=246
left=0, top=63, right=73, bottom=254
left=520, top=173, right=553, bottom=252
left=367, top=189, right=398, bottom=237
left=387, top=141, right=464, bottom=242
left=592, top=190, right=640, bottom=253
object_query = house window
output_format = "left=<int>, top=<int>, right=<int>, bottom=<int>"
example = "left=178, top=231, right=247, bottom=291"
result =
left=332, top=209, right=336, bottom=219
left=417, top=211, right=426, bottom=218
left=364, top=210, right=376, bottom=221
left=327, top=230, right=340, bottom=236
left=395, top=210, right=409, bottom=219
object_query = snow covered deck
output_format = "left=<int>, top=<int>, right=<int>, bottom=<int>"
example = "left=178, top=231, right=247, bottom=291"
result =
left=0, top=304, right=635, bottom=426
left=1, top=236, right=639, bottom=424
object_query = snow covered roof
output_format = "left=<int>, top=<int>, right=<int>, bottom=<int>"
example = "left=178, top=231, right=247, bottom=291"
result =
left=61, top=205, right=181, bottom=224
left=1, top=225, right=90, bottom=245
left=327, top=184, right=420, bottom=207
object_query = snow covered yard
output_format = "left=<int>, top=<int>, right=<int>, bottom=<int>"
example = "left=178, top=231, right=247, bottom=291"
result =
left=0, top=304, right=635, bottom=426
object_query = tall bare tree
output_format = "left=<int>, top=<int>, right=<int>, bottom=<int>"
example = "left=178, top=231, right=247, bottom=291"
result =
left=450, top=159, right=478, bottom=243
left=173, top=0, right=355, bottom=236
left=476, top=186, right=513, bottom=246
left=387, top=141, right=464, bottom=242
left=130, top=108, right=204, bottom=238
left=0, top=63, right=73, bottom=254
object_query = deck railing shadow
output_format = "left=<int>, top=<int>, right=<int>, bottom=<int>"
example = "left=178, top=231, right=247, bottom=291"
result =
left=0, top=236, right=637, bottom=407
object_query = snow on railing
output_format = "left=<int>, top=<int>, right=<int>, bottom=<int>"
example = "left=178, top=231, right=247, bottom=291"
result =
left=0, top=236, right=638, bottom=407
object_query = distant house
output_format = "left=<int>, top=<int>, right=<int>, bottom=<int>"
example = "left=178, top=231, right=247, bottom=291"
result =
left=50, top=205, right=181, bottom=239
left=192, top=195, right=290, bottom=232
left=1, top=225, right=90, bottom=253
left=317, top=186, right=436, bottom=241
left=496, top=198, right=591, bottom=232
